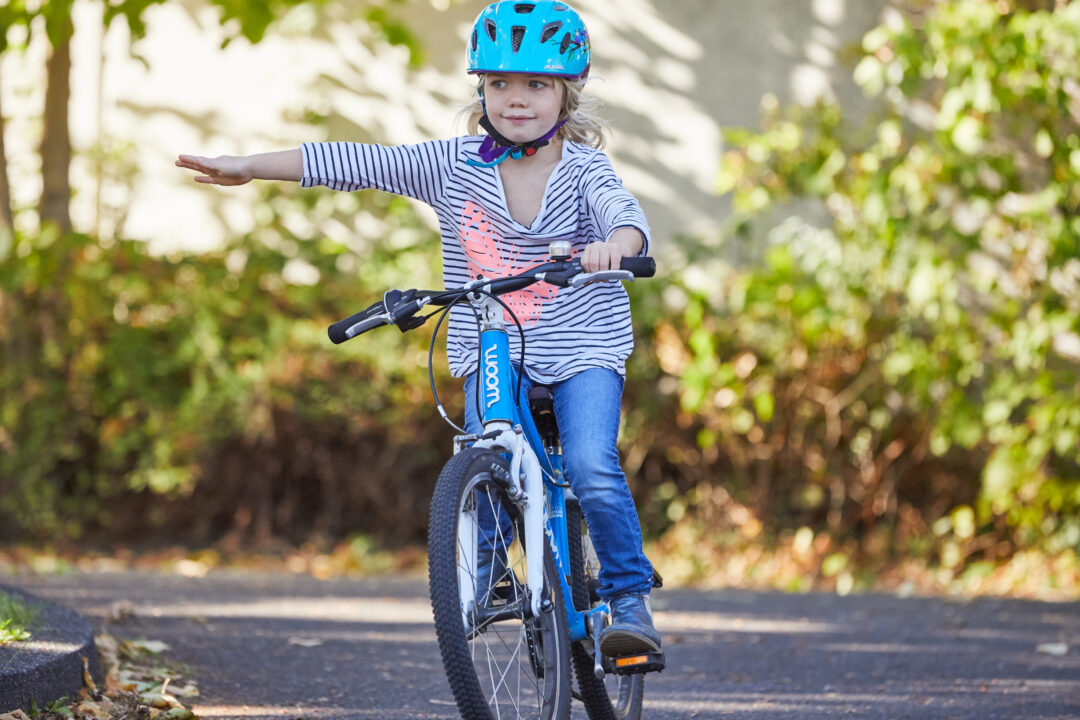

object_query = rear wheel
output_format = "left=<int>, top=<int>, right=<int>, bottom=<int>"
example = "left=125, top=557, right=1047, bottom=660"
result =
left=428, top=447, right=572, bottom=720
left=566, top=499, right=645, bottom=720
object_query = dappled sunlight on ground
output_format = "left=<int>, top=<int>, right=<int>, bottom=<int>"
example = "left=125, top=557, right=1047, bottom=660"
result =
left=109, top=596, right=435, bottom=624
left=5, top=571, right=1077, bottom=720
left=193, top=706, right=423, bottom=717
left=3, top=537, right=1078, bottom=604
left=657, top=610, right=839, bottom=635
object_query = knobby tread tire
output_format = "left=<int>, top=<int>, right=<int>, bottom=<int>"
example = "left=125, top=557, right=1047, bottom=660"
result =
left=428, top=447, right=571, bottom=720
left=567, top=500, right=645, bottom=720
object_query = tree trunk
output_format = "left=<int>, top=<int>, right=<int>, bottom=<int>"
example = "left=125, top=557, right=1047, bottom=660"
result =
left=41, top=15, right=73, bottom=234
left=0, top=72, right=13, bottom=237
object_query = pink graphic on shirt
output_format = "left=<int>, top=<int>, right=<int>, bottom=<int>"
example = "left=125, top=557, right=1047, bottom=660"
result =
left=459, top=201, right=559, bottom=327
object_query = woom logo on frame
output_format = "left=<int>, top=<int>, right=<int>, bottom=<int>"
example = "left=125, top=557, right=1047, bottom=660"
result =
left=484, top=344, right=501, bottom=409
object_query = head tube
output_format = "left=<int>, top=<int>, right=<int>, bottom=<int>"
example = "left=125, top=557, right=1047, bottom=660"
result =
left=478, top=329, right=516, bottom=427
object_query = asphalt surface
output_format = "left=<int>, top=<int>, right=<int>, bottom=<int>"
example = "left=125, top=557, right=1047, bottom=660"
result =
left=4, top=570, right=1078, bottom=719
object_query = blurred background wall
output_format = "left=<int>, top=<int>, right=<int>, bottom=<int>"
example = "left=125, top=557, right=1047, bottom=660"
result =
left=2, top=0, right=890, bottom=253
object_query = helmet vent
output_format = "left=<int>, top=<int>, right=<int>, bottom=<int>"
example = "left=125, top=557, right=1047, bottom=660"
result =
left=514, top=3, right=536, bottom=12
left=484, top=19, right=497, bottom=42
left=470, top=29, right=478, bottom=52
left=540, top=21, right=562, bottom=44
left=511, top=25, right=525, bottom=52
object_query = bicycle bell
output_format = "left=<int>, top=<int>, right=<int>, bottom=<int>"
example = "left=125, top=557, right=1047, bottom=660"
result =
left=548, top=241, right=572, bottom=261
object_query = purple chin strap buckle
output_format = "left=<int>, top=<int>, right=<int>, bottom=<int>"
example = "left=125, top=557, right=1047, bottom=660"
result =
left=469, top=116, right=568, bottom=168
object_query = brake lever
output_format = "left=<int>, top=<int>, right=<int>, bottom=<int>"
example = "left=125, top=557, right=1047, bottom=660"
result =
left=344, top=314, right=391, bottom=339
left=568, top=269, right=635, bottom=287
left=390, top=302, right=428, bottom=332
left=387, top=289, right=430, bottom=332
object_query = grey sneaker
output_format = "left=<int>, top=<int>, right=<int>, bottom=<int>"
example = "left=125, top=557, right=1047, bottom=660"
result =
left=598, top=594, right=662, bottom=656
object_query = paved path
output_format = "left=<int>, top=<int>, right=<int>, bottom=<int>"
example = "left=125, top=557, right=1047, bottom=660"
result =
left=5, top=570, right=1079, bottom=719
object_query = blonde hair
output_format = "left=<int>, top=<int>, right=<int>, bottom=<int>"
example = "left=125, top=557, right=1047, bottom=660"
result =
left=462, top=76, right=607, bottom=149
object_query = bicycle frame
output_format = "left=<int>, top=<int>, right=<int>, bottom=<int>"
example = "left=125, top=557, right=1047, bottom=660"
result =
left=329, top=251, right=661, bottom=719
left=454, top=297, right=605, bottom=645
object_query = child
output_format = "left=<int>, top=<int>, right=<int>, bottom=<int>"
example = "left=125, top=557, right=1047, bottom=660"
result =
left=176, top=0, right=660, bottom=656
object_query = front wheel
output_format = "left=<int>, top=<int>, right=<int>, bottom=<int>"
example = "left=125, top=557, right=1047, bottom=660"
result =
left=428, top=447, right=571, bottom=720
left=566, top=499, right=645, bottom=720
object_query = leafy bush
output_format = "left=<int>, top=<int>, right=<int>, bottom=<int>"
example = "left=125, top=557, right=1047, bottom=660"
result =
left=0, top=181, right=451, bottom=545
left=649, top=0, right=1080, bottom=572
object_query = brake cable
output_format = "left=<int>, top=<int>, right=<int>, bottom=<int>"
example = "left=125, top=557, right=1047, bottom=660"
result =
left=425, top=282, right=529, bottom=434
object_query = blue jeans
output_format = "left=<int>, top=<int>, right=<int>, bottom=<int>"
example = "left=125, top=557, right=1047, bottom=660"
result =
left=464, top=367, right=655, bottom=600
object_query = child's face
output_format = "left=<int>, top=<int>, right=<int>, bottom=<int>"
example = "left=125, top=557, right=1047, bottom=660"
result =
left=482, top=73, right=565, bottom=145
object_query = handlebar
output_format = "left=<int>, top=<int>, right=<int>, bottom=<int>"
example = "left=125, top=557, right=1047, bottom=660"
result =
left=328, top=256, right=656, bottom=345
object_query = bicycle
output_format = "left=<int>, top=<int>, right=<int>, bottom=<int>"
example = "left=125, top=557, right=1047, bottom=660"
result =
left=328, top=241, right=664, bottom=720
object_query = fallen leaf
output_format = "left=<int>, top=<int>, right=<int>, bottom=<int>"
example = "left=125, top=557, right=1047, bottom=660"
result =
left=1036, top=642, right=1068, bottom=656
left=288, top=637, right=324, bottom=647
left=96, top=634, right=120, bottom=669
left=105, top=601, right=136, bottom=623
left=0, top=711, right=32, bottom=720
left=105, top=672, right=130, bottom=694
left=82, top=655, right=98, bottom=693
left=72, top=697, right=116, bottom=720
left=165, top=682, right=200, bottom=698
left=173, top=559, right=209, bottom=578
left=142, top=693, right=181, bottom=710
left=128, top=639, right=171, bottom=654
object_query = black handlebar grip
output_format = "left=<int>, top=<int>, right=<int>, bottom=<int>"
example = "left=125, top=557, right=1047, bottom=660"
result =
left=328, top=300, right=383, bottom=344
left=620, top=257, right=656, bottom=278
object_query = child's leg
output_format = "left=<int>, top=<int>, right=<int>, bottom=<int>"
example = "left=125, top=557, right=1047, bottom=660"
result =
left=553, top=368, right=660, bottom=653
left=551, top=368, right=655, bottom=600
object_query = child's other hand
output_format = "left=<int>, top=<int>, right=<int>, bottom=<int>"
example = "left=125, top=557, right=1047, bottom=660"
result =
left=175, top=154, right=252, bottom=186
left=580, top=241, right=624, bottom=273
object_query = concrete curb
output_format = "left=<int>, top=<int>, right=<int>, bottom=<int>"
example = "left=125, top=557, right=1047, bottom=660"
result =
left=0, top=584, right=100, bottom=713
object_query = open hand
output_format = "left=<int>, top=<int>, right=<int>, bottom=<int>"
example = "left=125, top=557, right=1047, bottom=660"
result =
left=175, top=154, right=253, bottom=186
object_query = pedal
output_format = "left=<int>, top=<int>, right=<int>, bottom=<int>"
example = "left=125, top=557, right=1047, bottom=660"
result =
left=610, top=651, right=666, bottom=676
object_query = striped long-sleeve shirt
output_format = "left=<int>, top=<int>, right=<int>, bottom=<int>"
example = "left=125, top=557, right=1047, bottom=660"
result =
left=301, top=136, right=651, bottom=384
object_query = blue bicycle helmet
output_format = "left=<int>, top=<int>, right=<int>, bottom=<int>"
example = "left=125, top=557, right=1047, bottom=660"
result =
left=467, top=1, right=590, bottom=80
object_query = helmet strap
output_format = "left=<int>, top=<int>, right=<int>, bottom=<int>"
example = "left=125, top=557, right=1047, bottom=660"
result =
left=468, top=115, right=568, bottom=168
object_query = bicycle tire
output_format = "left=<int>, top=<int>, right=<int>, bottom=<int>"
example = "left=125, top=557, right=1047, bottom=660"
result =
left=428, top=447, right=572, bottom=720
left=566, top=499, right=645, bottom=720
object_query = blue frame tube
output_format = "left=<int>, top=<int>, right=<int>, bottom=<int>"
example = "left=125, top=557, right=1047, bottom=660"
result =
left=478, top=327, right=590, bottom=642
left=478, top=329, right=516, bottom=425
left=544, top=454, right=590, bottom=643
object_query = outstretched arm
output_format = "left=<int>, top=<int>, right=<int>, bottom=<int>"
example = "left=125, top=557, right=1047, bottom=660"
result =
left=175, top=149, right=303, bottom=185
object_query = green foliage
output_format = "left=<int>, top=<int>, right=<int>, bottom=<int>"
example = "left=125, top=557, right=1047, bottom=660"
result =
left=0, top=178, right=446, bottom=543
left=0, top=2, right=31, bottom=54
left=205, top=0, right=422, bottom=60
left=208, top=0, right=323, bottom=45
left=689, top=0, right=1080, bottom=562
left=0, top=591, right=38, bottom=643
left=0, top=0, right=430, bottom=545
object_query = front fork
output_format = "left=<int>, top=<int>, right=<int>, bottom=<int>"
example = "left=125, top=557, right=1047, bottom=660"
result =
left=465, top=422, right=547, bottom=620
left=464, top=424, right=609, bottom=643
